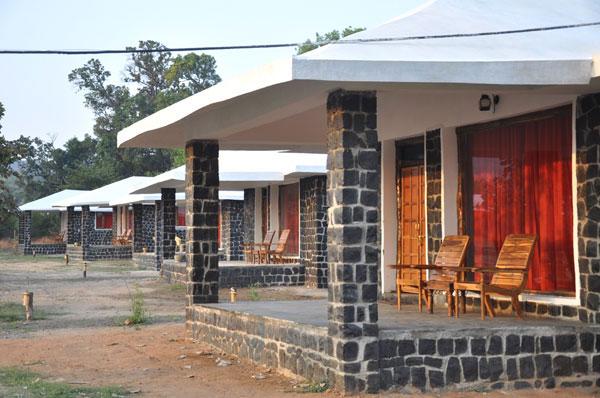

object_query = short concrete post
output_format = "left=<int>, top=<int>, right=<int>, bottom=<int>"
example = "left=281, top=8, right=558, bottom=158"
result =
left=326, top=89, right=380, bottom=393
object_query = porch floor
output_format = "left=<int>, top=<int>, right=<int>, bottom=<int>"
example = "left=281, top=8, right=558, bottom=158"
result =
left=207, top=299, right=586, bottom=334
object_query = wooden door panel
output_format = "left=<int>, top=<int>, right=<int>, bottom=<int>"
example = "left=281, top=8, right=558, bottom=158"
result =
left=398, top=166, right=425, bottom=267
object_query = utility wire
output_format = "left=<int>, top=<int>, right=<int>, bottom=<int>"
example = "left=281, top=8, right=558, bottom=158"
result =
left=0, top=21, right=598, bottom=55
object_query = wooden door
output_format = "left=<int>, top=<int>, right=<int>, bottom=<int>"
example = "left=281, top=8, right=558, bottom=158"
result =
left=398, top=166, right=426, bottom=265
left=278, top=183, right=299, bottom=255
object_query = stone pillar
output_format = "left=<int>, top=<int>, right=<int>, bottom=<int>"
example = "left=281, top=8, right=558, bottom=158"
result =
left=160, top=189, right=176, bottom=261
left=576, top=92, right=600, bottom=324
left=243, top=189, right=255, bottom=245
left=111, top=207, right=118, bottom=243
left=221, top=200, right=244, bottom=260
left=326, top=90, right=380, bottom=393
left=142, top=205, right=156, bottom=252
left=81, top=205, right=92, bottom=260
left=21, top=211, right=32, bottom=254
left=426, top=129, right=442, bottom=263
left=132, top=203, right=144, bottom=252
left=154, top=200, right=162, bottom=270
left=66, top=206, right=75, bottom=244
left=300, top=175, right=329, bottom=288
left=185, top=140, right=220, bottom=310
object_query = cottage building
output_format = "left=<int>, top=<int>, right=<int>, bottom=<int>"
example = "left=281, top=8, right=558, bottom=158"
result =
left=116, top=0, right=600, bottom=393
left=17, top=189, right=112, bottom=255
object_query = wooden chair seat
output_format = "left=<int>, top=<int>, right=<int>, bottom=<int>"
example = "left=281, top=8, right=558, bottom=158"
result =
left=243, top=230, right=275, bottom=263
left=265, top=229, right=290, bottom=264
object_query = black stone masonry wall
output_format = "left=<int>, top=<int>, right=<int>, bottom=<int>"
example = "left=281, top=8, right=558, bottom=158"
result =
left=221, top=200, right=244, bottom=261
left=300, top=175, right=328, bottom=288
left=243, top=188, right=255, bottom=247
left=576, top=92, right=600, bottom=324
left=426, top=129, right=443, bottom=263
left=326, top=89, right=381, bottom=393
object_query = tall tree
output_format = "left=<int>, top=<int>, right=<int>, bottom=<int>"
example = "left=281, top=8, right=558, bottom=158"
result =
left=297, top=26, right=365, bottom=55
left=68, top=40, right=221, bottom=182
left=0, top=101, right=35, bottom=233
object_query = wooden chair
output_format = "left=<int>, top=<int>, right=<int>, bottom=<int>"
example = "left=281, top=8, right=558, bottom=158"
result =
left=265, top=229, right=290, bottom=264
left=423, top=235, right=470, bottom=316
left=453, top=234, right=537, bottom=320
left=53, top=231, right=66, bottom=243
left=114, top=229, right=132, bottom=246
left=241, top=230, right=275, bottom=263
left=389, top=235, right=470, bottom=314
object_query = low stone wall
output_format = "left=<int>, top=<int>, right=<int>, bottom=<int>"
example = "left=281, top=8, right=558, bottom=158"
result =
left=161, top=260, right=305, bottom=288
left=162, top=259, right=187, bottom=284
left=190, top=305, right=332, bottom=383
left=220, top=264, right=305, bottom=288
left=465, top=296, right=579, bottom=321
left=132, top=252, right=157, bottom=269
left=18, top=243, right=66, bottom=255
left=190, top=304, right=600, bottom=393
left=378, top=327, right=600, bottom=392
left=66, top=244, right=131, bottom=262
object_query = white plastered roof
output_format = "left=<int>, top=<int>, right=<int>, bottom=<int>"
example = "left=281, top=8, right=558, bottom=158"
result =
left=19, top=190, right=86, bottom=212
left=109, top=191, right=244, bottom=206
left=117, top=0, right=600, bottom=151
left=54, top=177, right=154, bottom=207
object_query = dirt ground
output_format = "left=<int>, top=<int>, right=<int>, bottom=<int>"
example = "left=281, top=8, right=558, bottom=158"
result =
left=0, top=252, right=597, bottom=397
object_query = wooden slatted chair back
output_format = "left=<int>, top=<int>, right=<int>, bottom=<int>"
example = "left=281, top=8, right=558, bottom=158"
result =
left=263, top=230, right=276, bottom=246
left=430, top=235, right=470, bottom=282
left=490, top=234, right=537, bottom=290
left=274, top=229, right=290, bottom=254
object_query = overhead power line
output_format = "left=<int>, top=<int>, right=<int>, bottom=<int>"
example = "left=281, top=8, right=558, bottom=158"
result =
left=0, top=21, right=598, bottom=55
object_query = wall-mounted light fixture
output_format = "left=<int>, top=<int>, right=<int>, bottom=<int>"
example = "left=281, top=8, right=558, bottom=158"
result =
left=479, top=94, right=500, bottom=113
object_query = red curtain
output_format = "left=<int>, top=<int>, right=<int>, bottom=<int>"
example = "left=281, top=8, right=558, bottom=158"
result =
left=95, top=213, right=113, bottom=229
left=465, top=110, right=575, bottom=293
left=176, top=207, right=185, bottom=227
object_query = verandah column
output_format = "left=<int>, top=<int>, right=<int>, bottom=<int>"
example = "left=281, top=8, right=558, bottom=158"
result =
left=326, top=90, right=380, bottom=393
left=132, top=203, right=144, bottom=252
left=185, top=140, right=220, bottom=312
left=22, top=210, right=32, bottom=254
left=81, top=205, right=92, bottom=260
left=154, top=200, right=162, bottom=270
left=159, top=188, right=176, bottom=261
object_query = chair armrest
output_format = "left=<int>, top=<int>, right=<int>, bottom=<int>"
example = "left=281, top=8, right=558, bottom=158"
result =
left=452, top=267, right=527, bottom=273
left=386, top=264, right=438, bottom=270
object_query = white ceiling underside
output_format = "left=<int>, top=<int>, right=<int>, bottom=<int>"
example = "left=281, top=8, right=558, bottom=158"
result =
left=117, top=0, right=600, bottom=151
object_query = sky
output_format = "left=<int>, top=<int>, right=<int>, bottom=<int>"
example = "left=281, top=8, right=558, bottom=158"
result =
left=0, top=0, right=425, bottom=146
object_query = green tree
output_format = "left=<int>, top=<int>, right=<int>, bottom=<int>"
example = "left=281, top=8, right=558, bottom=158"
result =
left=0, top=102, right=35, bottom=236
left=297, top=26, right=365, bottom=55
left=68, top=40, right=221, bottom=181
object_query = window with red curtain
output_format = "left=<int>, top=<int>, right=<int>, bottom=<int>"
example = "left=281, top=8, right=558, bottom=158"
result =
left=459, top=106, right=575, bottom=293
left=279, top=183, right=299, bottom=255
left=177, top=207, right=185, bottom=227
left=95, top=213, right=113, bottom=230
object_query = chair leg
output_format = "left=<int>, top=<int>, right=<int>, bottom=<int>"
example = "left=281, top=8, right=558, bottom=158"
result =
left=480, top=290, right=486, bottom=320
left=484, top=295, right=495, bottom=319
left=455, top=290, right=460, bottom=318
left=418, top=287, right=423, bottom=313
left=461, top=291, right=467, bottom=314
left=396, top=285, right=401, bottom=311
left=512, top=295, right=524, bottom=319
left=447, top=289, right=453, bottom=317
left=427, top=290, right=433, bottom=314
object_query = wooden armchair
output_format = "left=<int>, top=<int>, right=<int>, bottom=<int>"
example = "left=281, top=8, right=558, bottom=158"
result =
left=388, top=235, right=469, bottom=314
left=53, top=231, right=66, bottom=243
left=453, top=234, right=537, bottom=320
left=241, top=230, right=275, bottom=263
left=424, top=235, right=470, bottom=316
left=114, top=229, right=132, bottom=246
left=265, top=229, right=290, bottom=264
